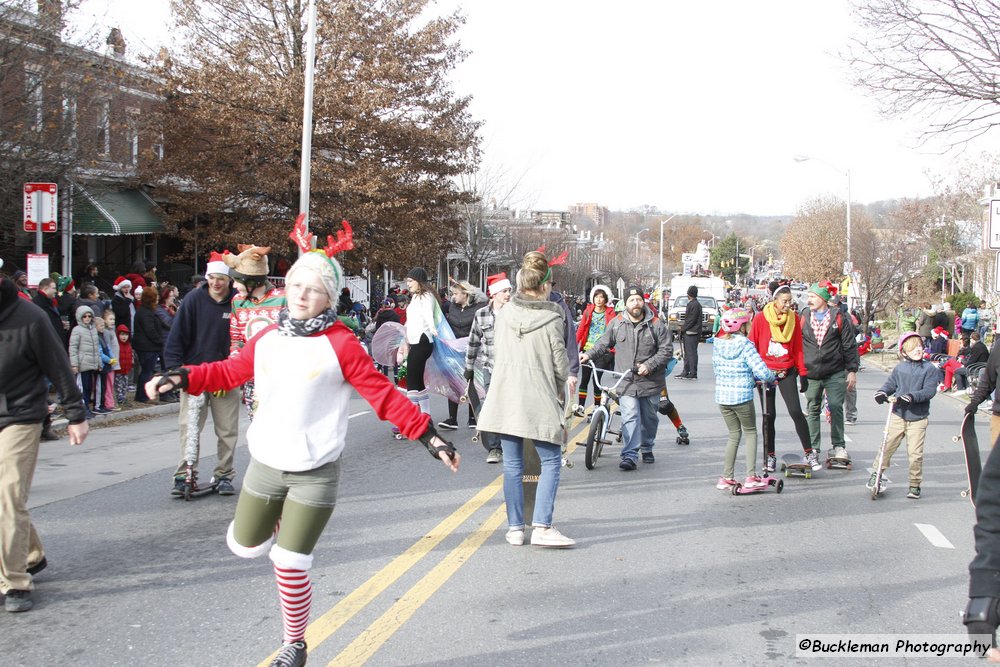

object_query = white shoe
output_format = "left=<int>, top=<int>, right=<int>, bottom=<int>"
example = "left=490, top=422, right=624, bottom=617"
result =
left=530, top=526, right=575, bottom=548
left=572, top=404, right=586, bottom=418
left=505, top=528, right=524, bottom=546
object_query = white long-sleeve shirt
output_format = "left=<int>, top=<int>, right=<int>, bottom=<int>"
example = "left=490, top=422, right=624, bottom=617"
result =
left=405, top=292, right=438, bottom=344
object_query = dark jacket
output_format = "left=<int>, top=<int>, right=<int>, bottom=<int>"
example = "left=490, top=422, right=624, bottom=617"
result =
left=877, top=358, right=942, bottom=421
left=970, top=341, right=1000, bottom=416
left=112, top=293, right=134, bottom=333
left=550, top=290, right=581, bottom=378
left=800, top=308, right=859, bottom=380
left=970, top=443, right=1000, bottom=598
left=585, top=305, right=672, bottom=397
left=0, top=277, right=86, bottom=428
left=132, top=305, right=166, bottom=353
left=681, top=297, right=702, bottom=335
left=445, top=299, right=485, bottom=338
left=31, top=291, right=65, bottom=346
left=962, top=341, right=990, bottom=366
left=373, top=307, right=400, bottom=334
left=163, top=283, right=234, bottom=367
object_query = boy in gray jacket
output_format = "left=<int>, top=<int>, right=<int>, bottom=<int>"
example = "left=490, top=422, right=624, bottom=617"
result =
left=869, top=332, right=943, bottom=498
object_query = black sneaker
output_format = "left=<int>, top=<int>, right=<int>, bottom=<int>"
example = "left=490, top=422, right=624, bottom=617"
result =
left=4, top=589, right=32, bottom=613
left=467, top=419, right=477, bottom=430
left=437, top=418, right=458, bottom=430
left=641, top=451, right=655, bottom=464
left=270, top=640, right=307, bottom=667
left=216, top=478, right=235, bottom=496
left=619, top=458, right=637, bottom=471
left=171, top=478, right=186, bottom=497
left=27, top=557, right=47, bottom=576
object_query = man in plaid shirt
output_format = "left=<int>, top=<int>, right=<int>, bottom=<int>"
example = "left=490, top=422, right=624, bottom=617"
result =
left=464, top=273, right=512, bottom=463
left=800, top=282, right=859, bottom=464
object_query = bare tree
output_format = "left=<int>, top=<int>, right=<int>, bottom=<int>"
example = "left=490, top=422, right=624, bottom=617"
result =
left=849, top=0, right=1000, bottom=146
left=779, top=196, right=850, bottom=282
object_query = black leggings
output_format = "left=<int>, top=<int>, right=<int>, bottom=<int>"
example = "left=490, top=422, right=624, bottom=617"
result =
left=406, top=334, right=433, bottom=392
left=762, top=372, right=811, bottom=455
left=578, top=355, right=613, bottom=406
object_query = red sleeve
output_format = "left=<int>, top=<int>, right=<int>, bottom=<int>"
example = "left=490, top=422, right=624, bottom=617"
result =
left=576, top=306, right=591, bottom=349
left=748, top=314, right=768, bottom=359
left=791, top=320, right=807, bottom=377
left=328, top=323, right=431, bottom=440
left=186, top=324, right=268, bottom=395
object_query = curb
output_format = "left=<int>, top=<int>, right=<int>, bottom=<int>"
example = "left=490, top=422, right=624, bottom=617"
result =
left=51, top=401, right=180, bottom=431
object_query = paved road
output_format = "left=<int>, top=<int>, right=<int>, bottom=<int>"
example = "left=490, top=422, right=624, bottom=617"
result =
left=1, top=347, right=988, bottom=665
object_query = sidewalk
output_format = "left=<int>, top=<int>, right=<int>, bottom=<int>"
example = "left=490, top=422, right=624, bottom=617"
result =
left=863, top=347, right=985, bottom=411
left=50, top=399, right=180, bottom=432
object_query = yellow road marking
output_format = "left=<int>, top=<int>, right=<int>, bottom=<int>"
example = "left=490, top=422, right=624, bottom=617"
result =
left=257, top=415, right=586, bottom=666
left=328, top=504, right=507, bottom=666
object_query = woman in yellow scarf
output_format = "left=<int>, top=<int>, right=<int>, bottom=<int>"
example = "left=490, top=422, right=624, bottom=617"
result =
left=747, top=281, right=815, bottom=473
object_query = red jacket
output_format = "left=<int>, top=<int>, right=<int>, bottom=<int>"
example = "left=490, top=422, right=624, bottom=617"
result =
left=575, top=304, right=617, bottom=351
left=748, top=310, right=807, bottom=376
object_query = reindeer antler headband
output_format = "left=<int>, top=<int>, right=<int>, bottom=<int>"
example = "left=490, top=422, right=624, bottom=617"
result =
left=289, top=213, right=354, bottom=257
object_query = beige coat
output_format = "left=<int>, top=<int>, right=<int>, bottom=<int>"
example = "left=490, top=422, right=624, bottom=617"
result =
left=477, top=294, right=569, bottom=444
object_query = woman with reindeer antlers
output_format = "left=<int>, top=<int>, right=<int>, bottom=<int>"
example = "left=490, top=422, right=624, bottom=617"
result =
left=146, top=216, right=460, bottom=667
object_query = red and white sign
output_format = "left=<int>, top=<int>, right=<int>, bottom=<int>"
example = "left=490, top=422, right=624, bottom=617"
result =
left=23, top=182, right=57, bottom=233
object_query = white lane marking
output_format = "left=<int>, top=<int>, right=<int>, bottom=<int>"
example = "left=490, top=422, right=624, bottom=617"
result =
left=349, top=411, right=371, bottom=419
left=915, top=523, right=955, bottom=549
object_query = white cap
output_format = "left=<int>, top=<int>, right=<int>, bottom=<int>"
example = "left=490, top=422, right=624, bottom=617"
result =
left=205, top=260, right=230, bottom=278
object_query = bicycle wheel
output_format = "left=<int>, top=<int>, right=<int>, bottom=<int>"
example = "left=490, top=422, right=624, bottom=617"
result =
left=585, top=409, right=608, bottom=470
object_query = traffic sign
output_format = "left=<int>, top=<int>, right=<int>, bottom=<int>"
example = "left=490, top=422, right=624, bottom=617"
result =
left=23, top=182, right=57, bottom=233
left=989, top=200, right=1000, bottom=250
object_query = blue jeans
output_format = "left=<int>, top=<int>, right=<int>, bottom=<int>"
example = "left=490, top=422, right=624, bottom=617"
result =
left=499, top=436, right=562, bottom=529
left=618, top=394, right=660, bottom=463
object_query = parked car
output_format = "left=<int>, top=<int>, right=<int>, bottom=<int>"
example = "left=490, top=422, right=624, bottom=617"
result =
left=667, top=295, right=719, bottom=339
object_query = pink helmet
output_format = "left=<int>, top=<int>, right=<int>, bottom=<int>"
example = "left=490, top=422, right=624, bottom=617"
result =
left=719, top=307, right=752, bottom=333
left=897, top=331, right=923, bottom=357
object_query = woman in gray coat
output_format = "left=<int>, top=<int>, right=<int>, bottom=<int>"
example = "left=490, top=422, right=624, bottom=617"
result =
left=69, top=305, right=101, bottom=416
left=477, top=251, right=573, bottom=548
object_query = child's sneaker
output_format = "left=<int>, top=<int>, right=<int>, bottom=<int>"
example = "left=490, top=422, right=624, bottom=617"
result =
left=765, top=453, right=777, bottom=473
left=907, top=486, right=921, bottom=499
left=866, top=471, right=887, bottom=493
left=866, top=471, right=878, bottom=490
left=573, top=404, right=586, bottom=418
left=716, top=477, right=737, bottom=490
left=743, top=476, right=766, bottom=489
left=804, top=449, right=821, bottom=470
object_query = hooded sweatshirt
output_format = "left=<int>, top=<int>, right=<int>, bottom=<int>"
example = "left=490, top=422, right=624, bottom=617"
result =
left=476, top=294, right=570, bottom=444
left=876, top=357, right=941, bottom=421
left=69, top=305, right=101, bottom=372
left=116, top=325, right=134, bottom=374
left=0, top=276, right=86, bottom=428
left=712, top=334, right=776, bottom=406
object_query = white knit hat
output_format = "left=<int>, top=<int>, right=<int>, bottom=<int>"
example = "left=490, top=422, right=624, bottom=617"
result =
left=286, top=251, right=345, bottom=310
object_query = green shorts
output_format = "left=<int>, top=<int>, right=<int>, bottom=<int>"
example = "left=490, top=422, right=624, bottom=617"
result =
left=242, top=457, right=341, bottom=508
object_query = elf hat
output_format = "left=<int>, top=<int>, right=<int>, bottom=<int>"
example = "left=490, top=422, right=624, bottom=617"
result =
left=487, top=272, right=512, bottom=296
left=808, top=282, right=831, bottom=302
left=205, top=251, right=230, bottom=278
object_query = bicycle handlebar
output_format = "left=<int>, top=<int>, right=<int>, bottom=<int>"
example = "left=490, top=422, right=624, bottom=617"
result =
left=585, top=361, right=633, bottom=393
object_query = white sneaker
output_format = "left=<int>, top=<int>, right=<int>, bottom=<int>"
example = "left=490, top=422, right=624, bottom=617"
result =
left=530, top=526, right=575, bottom=548
left=572, top=404, right=586, bottom=418
left=833, top=446, right=849, bottom=460
left=505, top=528, right=524, bottom=546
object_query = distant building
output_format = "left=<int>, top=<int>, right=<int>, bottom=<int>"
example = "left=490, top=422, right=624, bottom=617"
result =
left=569, top=202, right=610, bottom=227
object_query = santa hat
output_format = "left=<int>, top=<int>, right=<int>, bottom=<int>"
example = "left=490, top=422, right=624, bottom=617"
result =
left=486, top=272, right=511, bottom=296
left=113, top=276, right=132, bottom=292
left=205, top=251, right=230, bottom=278
left=932, top=326, right=948, bottom=337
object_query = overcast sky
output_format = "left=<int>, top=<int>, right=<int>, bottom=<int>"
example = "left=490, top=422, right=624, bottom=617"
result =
left=73, top=0, right=990, bottom=216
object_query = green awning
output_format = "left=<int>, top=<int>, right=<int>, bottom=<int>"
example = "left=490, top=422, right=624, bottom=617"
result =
left=73, top=186, right=166, bottom=236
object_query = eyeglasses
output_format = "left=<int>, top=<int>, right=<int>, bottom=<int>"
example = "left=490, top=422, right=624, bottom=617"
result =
left=81, top=314, right=93, bottom=319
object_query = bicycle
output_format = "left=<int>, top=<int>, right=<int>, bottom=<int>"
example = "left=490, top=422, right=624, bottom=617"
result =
left=582, top=363, right=632, bottom=470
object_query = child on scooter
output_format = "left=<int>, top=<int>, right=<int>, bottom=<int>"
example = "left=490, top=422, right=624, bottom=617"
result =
left=869, top=332, right=942, bottom=498
left=712, top=307, right=775, bottom=490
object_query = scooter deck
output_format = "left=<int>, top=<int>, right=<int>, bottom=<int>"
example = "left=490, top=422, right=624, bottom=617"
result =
left=731, top=477, right=783, bottom=495
left=780, top=453, right=813, bottom=478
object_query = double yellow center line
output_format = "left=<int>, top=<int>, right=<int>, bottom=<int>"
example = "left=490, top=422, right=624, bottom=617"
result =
left=258, top=419, right=586, bottom=666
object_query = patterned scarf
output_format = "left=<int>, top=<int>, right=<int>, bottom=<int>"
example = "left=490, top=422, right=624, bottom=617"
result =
left=763, top=301, right=795, bottom=344
left=277, top=307, right=338, bottom=337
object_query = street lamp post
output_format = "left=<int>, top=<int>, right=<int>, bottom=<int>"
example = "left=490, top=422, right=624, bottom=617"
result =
left=658, top=214, right=677, bottom=313
left=635, top=228, right=649, bottom=283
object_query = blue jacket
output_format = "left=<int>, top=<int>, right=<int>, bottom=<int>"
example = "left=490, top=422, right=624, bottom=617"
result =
left=164, top=284, right=234, bottom=367
left=712, top=334, right=775, bottom=406
left=961, top=307, right=979, bottom=331
left=877, top=358, right=942, bottom=421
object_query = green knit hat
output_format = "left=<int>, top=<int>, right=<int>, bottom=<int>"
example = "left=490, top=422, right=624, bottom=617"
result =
left=808, top=282, right=831, bottom=302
